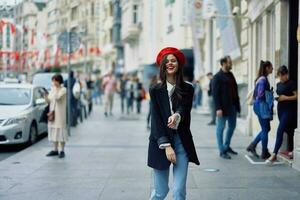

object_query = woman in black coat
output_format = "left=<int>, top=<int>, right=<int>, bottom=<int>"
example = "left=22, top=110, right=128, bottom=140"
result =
left=148, top=47, right=199, bottom=200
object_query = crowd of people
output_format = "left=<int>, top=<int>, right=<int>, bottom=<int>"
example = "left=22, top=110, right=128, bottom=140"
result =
left=206, top=56, right=297, bottom=165
left=40, top=48, right=298, bottom=199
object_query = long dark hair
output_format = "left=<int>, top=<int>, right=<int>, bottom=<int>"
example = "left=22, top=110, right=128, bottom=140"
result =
left=159, top=54, right=187, bottom=111
left=277, top=65, right=288, bottom=76
left=255, top=60, right=272, bottom=83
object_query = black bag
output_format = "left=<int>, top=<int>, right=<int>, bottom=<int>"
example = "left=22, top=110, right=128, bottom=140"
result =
left=39, top=105, right=49, bottom=123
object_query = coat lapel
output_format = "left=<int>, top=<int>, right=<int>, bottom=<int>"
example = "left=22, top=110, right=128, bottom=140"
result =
left=158, top=85, right=172, bottom=119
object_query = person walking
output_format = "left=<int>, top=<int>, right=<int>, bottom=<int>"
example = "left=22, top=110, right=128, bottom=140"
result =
left=246, top=60, right=274, bottom=160
left=212, top=55, right=241, bottom=159
left=119, top=74, right=128, bottom=114
left=102, top=71, right=117, bottom=117
left=148, top=47, right=200, bottom=200
left=266, top=66, right=297, bottom=164
left=192, top=80, right=201, bottom=109
left=207, top=72, right=216, bottom=125
left=126, top=77, right=135, bottom=114
left=45, top=74, right=67, bottom=159
left=135, top=77, right=144, bottom=114
left=86, top=75, right=94, bottom=115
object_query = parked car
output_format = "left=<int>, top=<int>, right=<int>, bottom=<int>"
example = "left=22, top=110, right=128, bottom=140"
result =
left=32, top=72, right=68, bottom=91
left=0, top=84, right=48, bottom=145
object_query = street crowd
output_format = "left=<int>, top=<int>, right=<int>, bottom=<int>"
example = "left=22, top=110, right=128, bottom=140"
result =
left=42, top=48, right=297, bottom=200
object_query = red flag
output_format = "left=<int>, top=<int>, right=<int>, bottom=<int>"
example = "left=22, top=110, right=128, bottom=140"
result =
left=79, top=48, right=83, bottom=56
left=54, top=48, right=60, bottom=66
left=89, top=47, right=95, bottom=54
left=96, top=48, right=101, bottom=55
left=11, top=52, right=20, bottom=61
left=0, top=20, right=5, bottom=33
left=10, top=24, right=16, bottom=35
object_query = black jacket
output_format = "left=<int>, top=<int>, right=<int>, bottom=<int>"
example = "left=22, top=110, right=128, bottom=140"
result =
left=147, top=82, right=200, bottom=170
left=212, top=69, right=241, bottom=116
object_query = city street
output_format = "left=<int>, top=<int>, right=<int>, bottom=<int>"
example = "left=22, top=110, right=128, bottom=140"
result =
left=0, top=100, right=300, bottom=200
left=0, top=135, right=47, bottom=161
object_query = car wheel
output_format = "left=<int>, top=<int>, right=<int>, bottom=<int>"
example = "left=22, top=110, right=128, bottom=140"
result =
left=28, top=123, right=38, bottom=145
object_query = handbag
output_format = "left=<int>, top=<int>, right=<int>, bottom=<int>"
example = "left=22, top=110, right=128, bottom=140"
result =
left=39, top=105, right=49, bottom=123
left=47, top=101, right=56, bottom=122
left=258, top=90, right=274, bottom=120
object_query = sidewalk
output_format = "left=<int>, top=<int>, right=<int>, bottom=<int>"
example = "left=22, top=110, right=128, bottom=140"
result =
left=0, top=100, right=300, bottom=200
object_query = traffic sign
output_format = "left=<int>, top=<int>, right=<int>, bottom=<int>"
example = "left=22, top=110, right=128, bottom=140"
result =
left=57, top=31, right=81, bottom=54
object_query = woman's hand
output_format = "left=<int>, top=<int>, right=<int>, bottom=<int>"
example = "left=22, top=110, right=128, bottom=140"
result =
left=278, top=95, right=288, bottom=102
left=216, top=109, right=223, bottom=117
left=44, top=92, right=49, bottom=103
left=165, top=146, right=176, bottom=164
left=167, top=114, right=180, bottom=129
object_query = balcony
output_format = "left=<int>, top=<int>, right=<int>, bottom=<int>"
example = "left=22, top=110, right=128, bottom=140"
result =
left=121, top=23, right=142, bottom=43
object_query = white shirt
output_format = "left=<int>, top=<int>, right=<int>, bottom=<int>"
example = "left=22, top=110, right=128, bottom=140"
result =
left=159, top=81, right=182, bottom=149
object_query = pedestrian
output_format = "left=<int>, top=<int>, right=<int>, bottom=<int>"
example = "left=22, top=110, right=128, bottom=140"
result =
left=102, top=71, right=117, bottom=117
left=207, top=72, right=216, bottom=125
left=147, top=75, right=158, bottom=130
left=246, top=60, right=274, bottom=160
left=86, top=74, right=94, bottom=115
left=118, top=73, right=128, bottom=114
left=126, top=77, right=135, bottom=114
left=212, top=55, right=240, bottom=159
left=135, top=77, right=144, bottom=114
left=266, top=65, right=297, bottom=164
left=93, top=75, right=102, bottom=105
left=148, top=47, right=200, bottom=200
left=192, top=80, right=201, bottom=109
left=45, top=74, right=67, bottom=159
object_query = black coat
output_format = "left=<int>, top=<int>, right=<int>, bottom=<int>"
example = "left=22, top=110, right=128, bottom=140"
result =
left=212, top=69, right=241, bottom=116
left=147, top=82, right=200, bottom=170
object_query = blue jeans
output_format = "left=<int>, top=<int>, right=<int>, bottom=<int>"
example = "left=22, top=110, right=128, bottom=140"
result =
left=252, top=116, right=270, bottom=151
left=150, top=134, right=189, bottom=200
left=273, top=111, right=294, bottom=154
left=216, top=108, right=237, bottom=153
left=252, top=103, right=271, bottom=151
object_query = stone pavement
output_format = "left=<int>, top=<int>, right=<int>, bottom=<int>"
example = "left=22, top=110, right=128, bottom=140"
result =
left=0, top=100, right=300, bottom=200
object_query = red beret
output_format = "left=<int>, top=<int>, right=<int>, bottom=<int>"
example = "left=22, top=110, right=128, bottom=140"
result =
left=156, top=47, right=185, bottom=67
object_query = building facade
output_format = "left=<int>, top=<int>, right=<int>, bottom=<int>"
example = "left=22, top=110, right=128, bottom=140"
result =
left=0, top=4, right=15, bottom=78
left=199, top=0, right=300, bottom=170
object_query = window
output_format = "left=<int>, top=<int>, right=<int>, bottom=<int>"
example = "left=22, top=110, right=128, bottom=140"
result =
left=109, top=28, right=113, bottom=43
left=109, top=2, right=113, bottom=16
left=91, top=2, right=95, bottom=18
left=268, top=9, right=276, bottom=86
left=256, top=18, right=263, bottom=68
left=6, top=25, right=10, bottom=48
left=71, top=6, right=79, bottom=21
left=133, top=5, right=138, bottom=24
left=165, top=0, right=175, bottom=6
left=34, top=88, right=44, bottom=102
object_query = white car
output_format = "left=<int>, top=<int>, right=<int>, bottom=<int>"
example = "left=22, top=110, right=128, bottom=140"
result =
left=32, top=72, right=68, bottom=91
left=0, top=84, right=48, bottom=145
